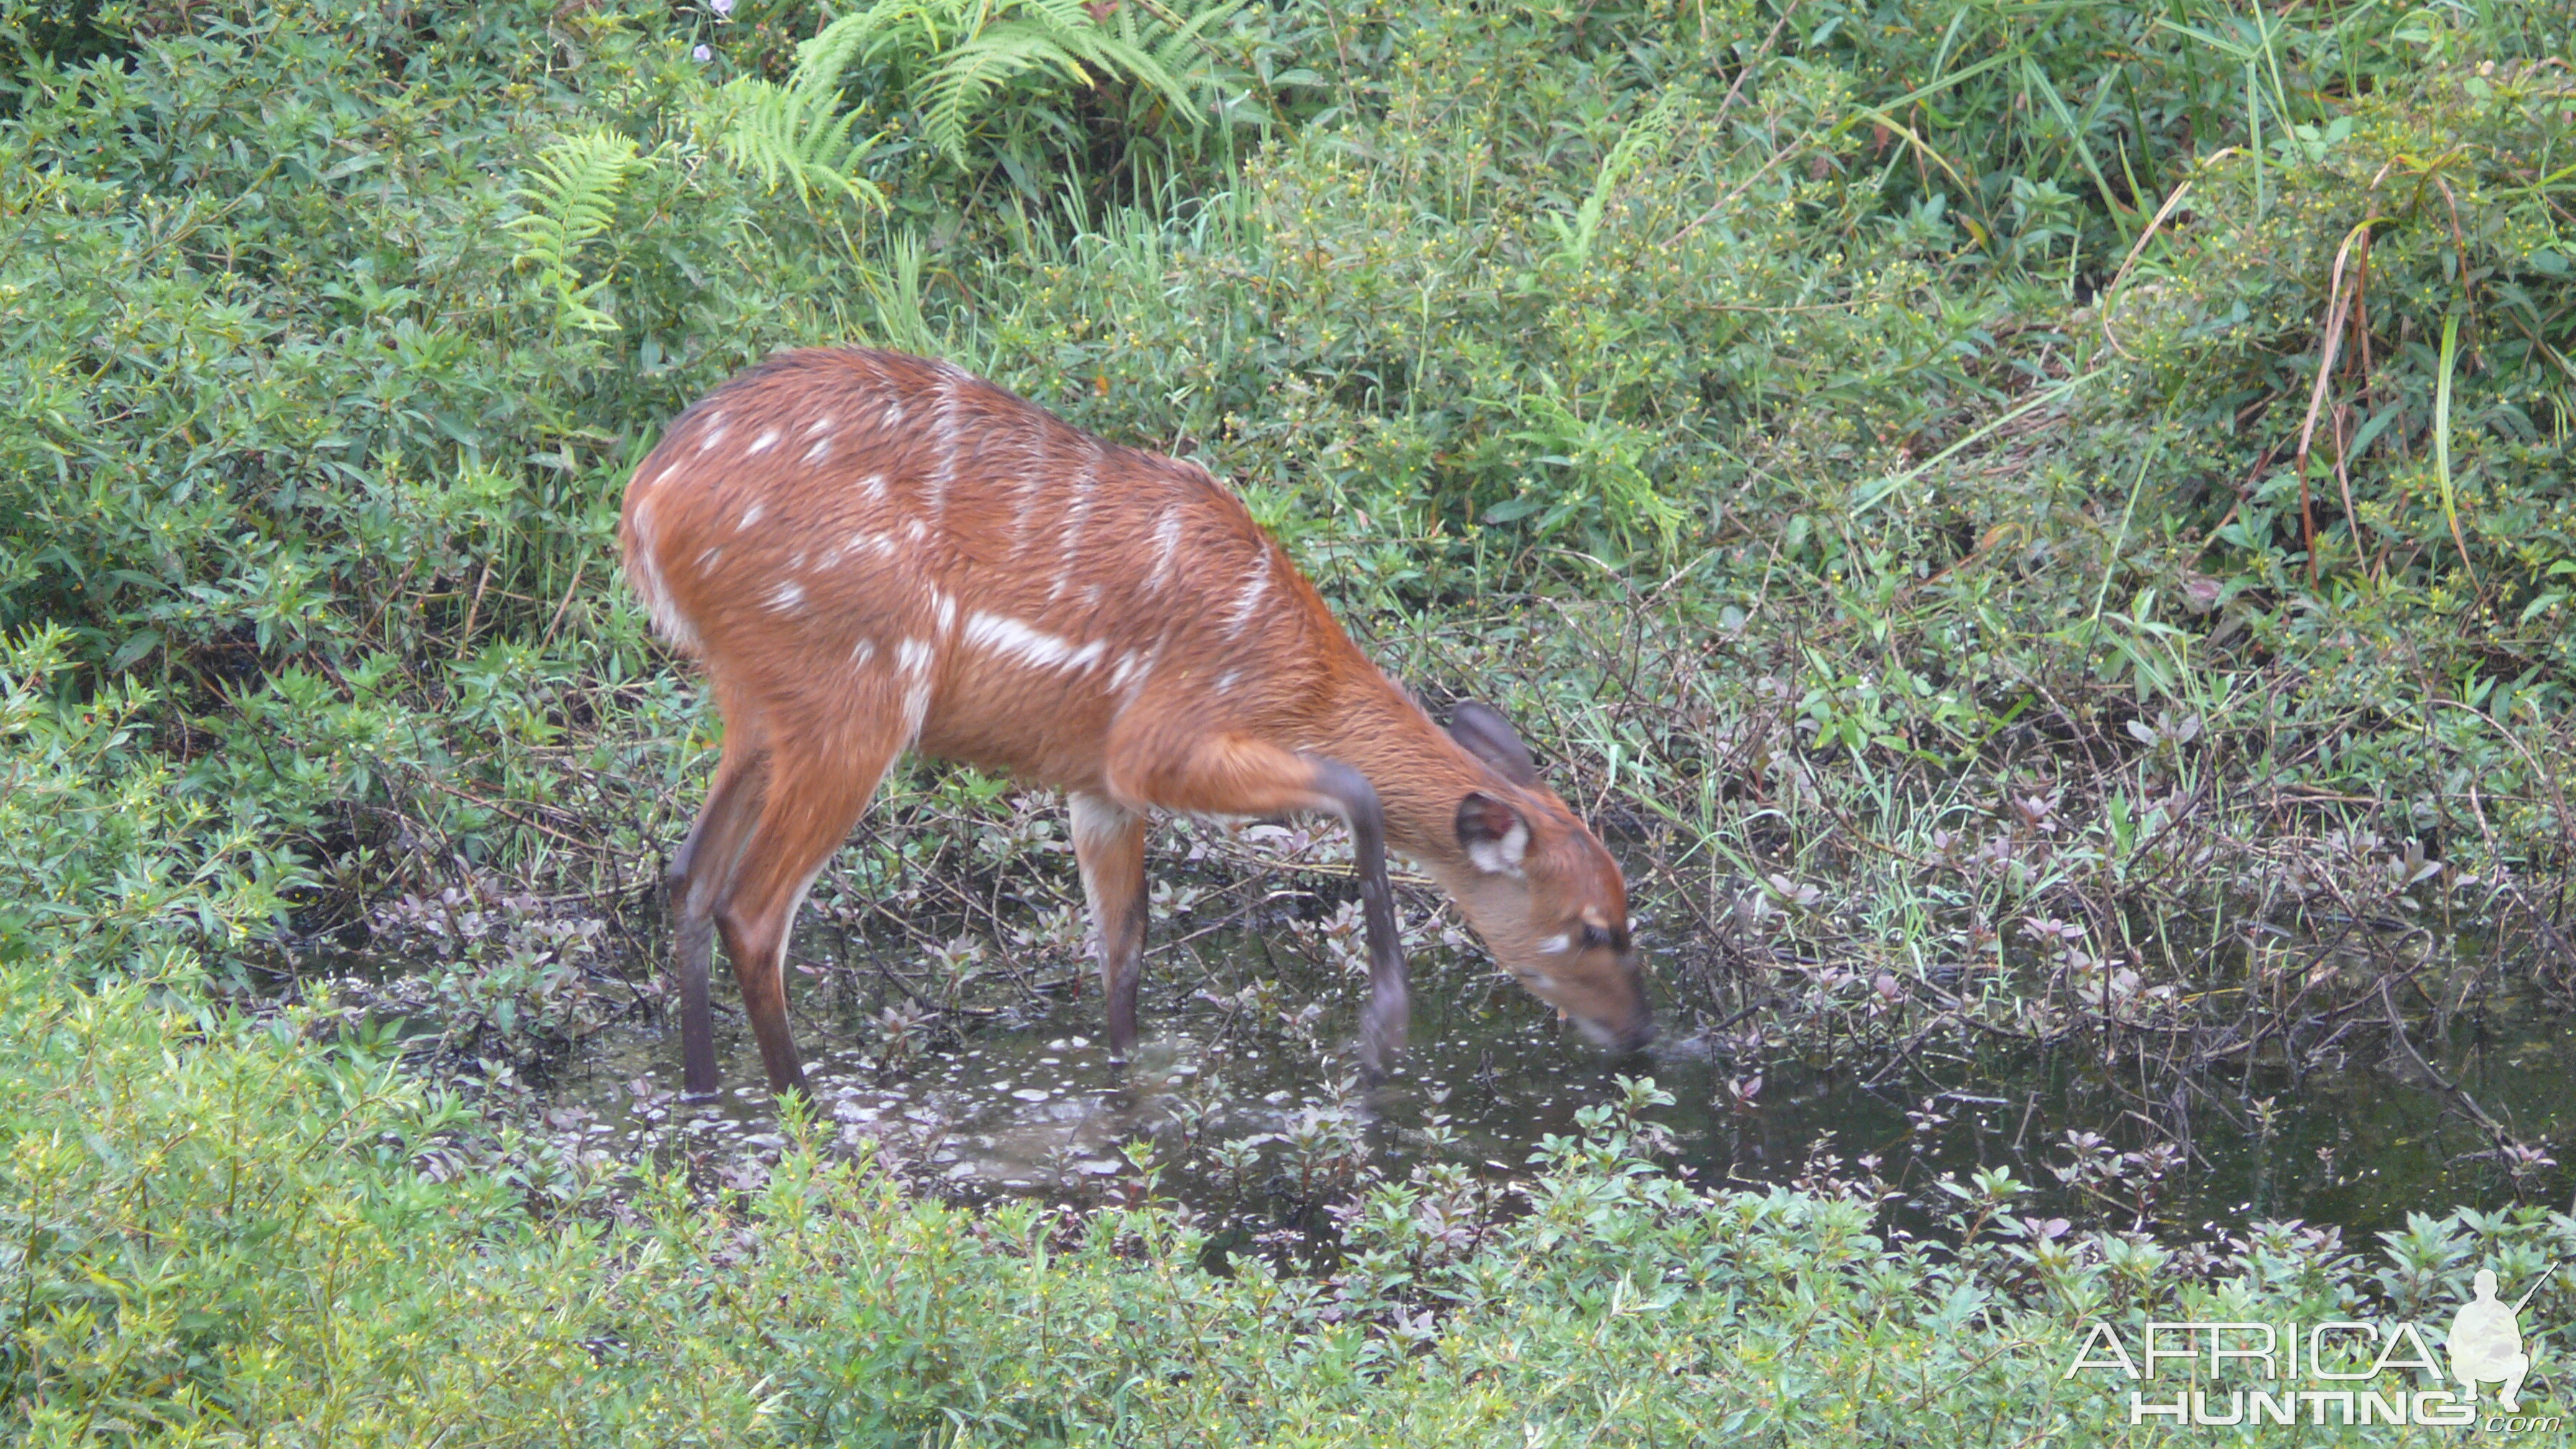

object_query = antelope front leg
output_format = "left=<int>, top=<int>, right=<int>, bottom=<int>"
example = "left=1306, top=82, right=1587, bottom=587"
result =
left=1105, top=732, right=1409, bottom=1077
left=1068, top=791, right=1150, bottom=1062
left=1301, top=758, right=1409, bottom=1077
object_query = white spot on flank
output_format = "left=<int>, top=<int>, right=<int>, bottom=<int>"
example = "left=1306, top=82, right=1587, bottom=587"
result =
left=896, top=638, right=934, bottom=676
left=696, top=424, right=728, bottom=453
left=931, top=591, right=957, bottom=638
left=855, top=472, right=887, bottom=503
left=739, top=502, right=764, bottom=530
left=766, top=580, right=804, bottom=613
left=749, top=428, right=781, bottom=454
left=1215, top=670, right=1240, bottom=695
left=804, top=438, right=833, bottom=466
left=848, top=530, right=896, bottom=560
left=804, top=414, right=837, bottom=437
left=851, top=638, right=877, bottom=668
left=907, top=518, right=929, bottom=543
left=963, top=612, right=1106, bottom=674
left=696, top=547, right=724, bottom=570
left=788, top=551, right=806, bottom=570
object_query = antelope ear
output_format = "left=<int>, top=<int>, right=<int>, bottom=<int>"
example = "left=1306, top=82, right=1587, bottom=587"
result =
left=1448, top=701, right=1539, bottom=786
left=1455, top=792, right=1531, bottom=875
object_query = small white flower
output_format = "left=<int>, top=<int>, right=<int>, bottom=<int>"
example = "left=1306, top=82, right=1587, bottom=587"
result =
left=709, top=0, right=732, bottom=14
left=693, top=43, right=712, bottom=60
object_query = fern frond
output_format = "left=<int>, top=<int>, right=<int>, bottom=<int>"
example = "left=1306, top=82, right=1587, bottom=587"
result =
left=921, top=27, right=1093, bottom=162
left=1041, top=21, right=1195, bottom=114
left=717, top=75, right=889, bottom=215
left=502, top=129, right=640, bottom=278
left=796, top=1, right=926, bottom=91
left=786, top=0, right=1248, bottom=167
left=502, top=129, right=641, bottom=331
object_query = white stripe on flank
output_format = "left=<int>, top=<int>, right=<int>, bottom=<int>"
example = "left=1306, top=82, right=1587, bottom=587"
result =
left=749, top=428, right=781, bottom=454
left=896, top=637, right=936, bottom=742
left=1107, top=648, right=1156, bottom=699
left=926, top=376, right=964, bottom=521
left=962, top=612, right=1106, bottom=674
left=1149, top=508, right=1184, bottom=585
left=1226, top=553, right=1271, bottom=635
left=630, top=547, right=699, bottom=651
left=1050, top=454, right=1098, bottom=598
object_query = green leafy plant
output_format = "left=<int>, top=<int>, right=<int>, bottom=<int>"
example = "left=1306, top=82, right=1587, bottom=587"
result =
left=799, top=0, right=1254, bottom=165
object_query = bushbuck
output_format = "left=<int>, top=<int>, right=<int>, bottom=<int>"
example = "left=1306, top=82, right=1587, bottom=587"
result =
left=620, top=348, right=1648, bottom=1097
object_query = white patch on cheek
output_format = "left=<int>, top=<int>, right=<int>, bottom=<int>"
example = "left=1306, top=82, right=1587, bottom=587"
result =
left=1535, top=931, right=1574, bottom=955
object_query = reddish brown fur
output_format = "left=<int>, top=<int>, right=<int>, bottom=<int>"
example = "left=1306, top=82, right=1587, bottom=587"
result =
left=620, top=348, right=1648, bottom=1096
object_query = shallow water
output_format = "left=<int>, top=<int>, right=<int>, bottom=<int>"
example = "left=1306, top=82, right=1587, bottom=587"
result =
left=530, top=930, right=2576, bottom=1241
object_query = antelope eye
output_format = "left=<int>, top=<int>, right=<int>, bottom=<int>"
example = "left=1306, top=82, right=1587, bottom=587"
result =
left=1579, top=922, right=1613, bottom=951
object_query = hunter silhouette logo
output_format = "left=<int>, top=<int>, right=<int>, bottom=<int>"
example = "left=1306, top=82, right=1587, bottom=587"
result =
left=2450, top=1269, right=2541, bottom=1412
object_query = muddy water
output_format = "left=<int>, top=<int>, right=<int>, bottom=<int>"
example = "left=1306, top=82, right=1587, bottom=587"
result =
left=532, top=932, right=2576, bottom=1241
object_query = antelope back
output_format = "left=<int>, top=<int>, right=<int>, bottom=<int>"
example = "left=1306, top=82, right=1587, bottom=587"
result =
left=618, top=348, right=1356, bottom=791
